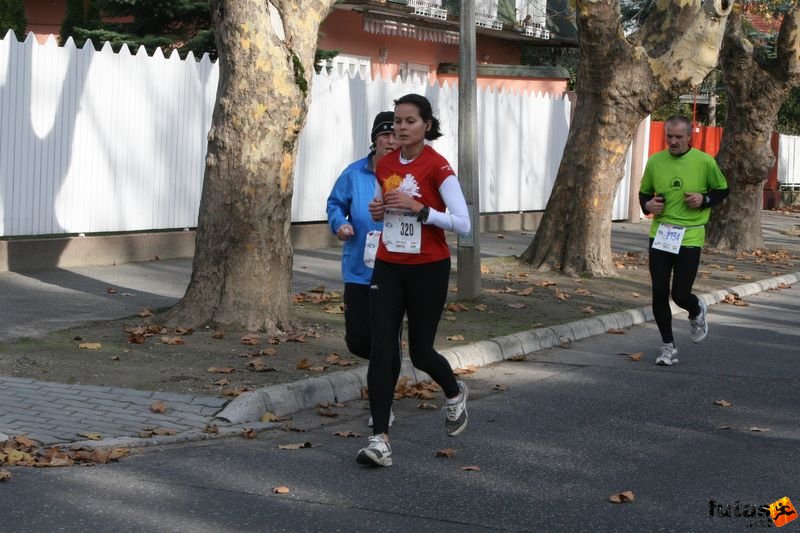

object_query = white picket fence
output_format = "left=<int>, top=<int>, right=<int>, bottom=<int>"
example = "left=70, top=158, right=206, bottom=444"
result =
left=0, top=33, right=634, bottom=238
left=778, top=133, right=800, bottom=188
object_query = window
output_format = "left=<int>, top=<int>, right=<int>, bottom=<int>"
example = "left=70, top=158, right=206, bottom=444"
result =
left=400, top=62, right=430, bottom=83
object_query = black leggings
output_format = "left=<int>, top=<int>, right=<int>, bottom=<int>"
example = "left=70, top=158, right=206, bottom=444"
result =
left=343, top=282, right=401, bottom=386
left=648, top=239, right=702, bottom=344
left=368, top=258, right=459, bottom=435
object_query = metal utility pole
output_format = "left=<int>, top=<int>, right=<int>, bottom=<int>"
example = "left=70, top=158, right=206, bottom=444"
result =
left=456, top=0, right=481, bottom=300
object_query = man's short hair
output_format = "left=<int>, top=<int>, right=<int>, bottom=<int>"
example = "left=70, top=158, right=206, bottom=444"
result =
left=665, top=115, right=692, bottom=135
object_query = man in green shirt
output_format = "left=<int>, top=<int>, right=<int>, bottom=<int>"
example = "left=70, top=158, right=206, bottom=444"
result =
left=639, top=115, right=729, bottom=366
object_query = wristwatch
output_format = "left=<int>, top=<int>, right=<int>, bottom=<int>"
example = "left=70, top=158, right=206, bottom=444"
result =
left=703, top=194, right=711, bottom=207
left=417, top=206, right=430, bottom=223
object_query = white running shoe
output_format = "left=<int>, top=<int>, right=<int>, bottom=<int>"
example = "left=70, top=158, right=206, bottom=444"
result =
left=356, top=435, right=392, bottom=467
left=655, top=343, right=679, bottom=366
left=690, top=298, right=708, bottom=343
left=367, top=408, right=395, bottom=428
left=445, top=381, right=469, bottom=437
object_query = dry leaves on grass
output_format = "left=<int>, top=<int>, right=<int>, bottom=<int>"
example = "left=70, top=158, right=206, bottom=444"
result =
left=609, top=491, right=635, bottom=503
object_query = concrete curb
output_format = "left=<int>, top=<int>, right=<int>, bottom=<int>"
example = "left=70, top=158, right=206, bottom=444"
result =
left=215, top=272, right=800, bottom=425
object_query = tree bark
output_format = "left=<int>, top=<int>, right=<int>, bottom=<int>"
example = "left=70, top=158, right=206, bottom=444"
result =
left=162, top=0, right=335, bottom=333
left=706, top=5, right=800, bottom=251
left=520, top=0, right=732, bottom=276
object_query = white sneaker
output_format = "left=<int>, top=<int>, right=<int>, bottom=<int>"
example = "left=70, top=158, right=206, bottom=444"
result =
left=367, top=409, right=395, bottom=428
left=690, top=298, right=708, bottom=343
left=445, top=381, right=468, bottom=436
left=655, top=343, right=678, bottom=366
left=356, top=435, right=392, bottom=467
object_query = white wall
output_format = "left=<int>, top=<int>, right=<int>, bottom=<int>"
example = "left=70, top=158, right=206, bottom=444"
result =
left=0, top=33, right=638, bottom=238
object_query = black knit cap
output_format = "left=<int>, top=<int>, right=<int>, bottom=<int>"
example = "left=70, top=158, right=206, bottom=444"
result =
left=370, top=111, right=395, bottom=143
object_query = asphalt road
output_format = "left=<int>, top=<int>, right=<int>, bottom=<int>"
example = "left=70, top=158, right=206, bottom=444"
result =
left=3, top=284, right=798, bottom=532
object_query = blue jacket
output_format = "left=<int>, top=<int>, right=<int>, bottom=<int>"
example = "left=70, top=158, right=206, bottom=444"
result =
left=326, top=156, right=382, bottom=285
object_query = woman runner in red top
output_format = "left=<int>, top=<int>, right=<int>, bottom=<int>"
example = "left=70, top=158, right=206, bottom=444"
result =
left=356, top=93, right=471, bottom=468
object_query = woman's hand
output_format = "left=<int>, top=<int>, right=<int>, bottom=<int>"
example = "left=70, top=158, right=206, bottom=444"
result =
left=383, top=189, right=423, bottom=213
left=368, top=198, right=385, bottom=221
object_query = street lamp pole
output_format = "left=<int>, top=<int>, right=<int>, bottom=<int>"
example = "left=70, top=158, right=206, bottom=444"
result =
left=457, top=0, right=481, bottom=300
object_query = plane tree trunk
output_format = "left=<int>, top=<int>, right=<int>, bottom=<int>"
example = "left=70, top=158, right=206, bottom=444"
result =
left=519, top=0, right=732, bottom=276
left=162, top=0, right=335, bottom=333
left=706, top=5, right=800, bottom=251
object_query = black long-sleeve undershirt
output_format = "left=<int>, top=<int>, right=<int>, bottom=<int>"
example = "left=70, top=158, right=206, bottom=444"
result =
left=639, top=188, right=729, bottom=215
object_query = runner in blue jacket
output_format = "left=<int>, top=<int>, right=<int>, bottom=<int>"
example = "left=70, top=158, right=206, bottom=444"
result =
left=327, top=111, right=400, bottom=427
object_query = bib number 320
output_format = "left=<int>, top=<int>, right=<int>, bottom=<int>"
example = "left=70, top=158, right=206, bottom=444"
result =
left=383, top=209, right=422, bottom=254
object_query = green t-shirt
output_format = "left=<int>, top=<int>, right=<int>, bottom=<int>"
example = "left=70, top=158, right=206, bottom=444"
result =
left=639, top=148, right=728, bottom=247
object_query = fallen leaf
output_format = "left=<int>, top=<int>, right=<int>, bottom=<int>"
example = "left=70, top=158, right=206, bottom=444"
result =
left=308, top=366, right=327, bottom=373
left=214, top=378, right=230, bottom=386
left=317, top=408, right=338, bottom=418
left=553, top=288, right=571, bottom=300
left=446, top=335, right=465, bottom=341
left=207, top=367, right=235, bottom=374
left=322, top=303, right=345, bottom=314
left=259, top=348, right=278, bottom=356
left=632, top=292, right=640, bottom=298
left=297, top=359, right=313, bottom=370
left=581, top=306, right=595, bottom=314
left=609, top=491, right=635, bottom=503
left=715, top=425, right=732, bottom=430
left=474, top=304, right=487, bottom=311
left=138, top=308, right=154, bottom=317
left=211, top=331, right=225, bottom=339
left=749, top=427, right=770, bottom=432
left=607, top=328, right=625, bottom=335
left=110, top=355, right=120, bottom=361
left=454, top=365, right=479, bottom=375
left=0, top=470, right=11, bottom=481
left=508, top=354, right=526, bottom=362
left=714, top=400, right=732, bottom=408
left=152, top=428, right=177, bottom=436
left=246, top=358, right=277, bottom=372
left=175, top=327, right=194, bottom=335
left=494, top=384, right=508, bottom=391
left=516, top=287, right=534, bottom=296
left=460, top=465, right=481, bottom=471
left=627, top=352, right=643, bottom=361
left=261, top=412, right=280, bottom=423
left=446, top=303, right=470, bottom=312
left=78, top=432, right=102, bottom=441
left=241, top=428, right=258, bottom=439
left=575, top=288, right=592, bottom=296
left=203, top=424, right=219, bottom=434
left=480, top=265, right=491, bottom=274
left=535, top=280, right=556, bottom=287
left=278, top=442, right=314, bottom=450
left=127, top=334, right=146, bottom=344
left=507, top=303, right=526, bottom=309
left=78, top=342, right=102, bottom=350
left=149, top=401, right=167, bottom=414
left=160, top=336, right=185, bottom=345
left=435, top=448, right=457, bottom=458
left=332, top=431, right=362, bottom=438
left=241, top=335, right=260, bottom=345
left=273, top=486, right=290, bottom=494
left=733, top=300, right=749, bottom=307
left=106, top=287, right=117, bottom=294
left=417, top=402, right=438, bottom=410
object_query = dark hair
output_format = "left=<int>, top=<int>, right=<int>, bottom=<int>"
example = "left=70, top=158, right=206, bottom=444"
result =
left=665, top=115, right=692, bottom=136
left=394, top=93, right=443, bottom=140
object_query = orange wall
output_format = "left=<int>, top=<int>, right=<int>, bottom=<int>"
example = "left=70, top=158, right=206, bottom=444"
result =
left=320, top=10, right=566, bottom=95
left=25, top=0, right=65, bottom=42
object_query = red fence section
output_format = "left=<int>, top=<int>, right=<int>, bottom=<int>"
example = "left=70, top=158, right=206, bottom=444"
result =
left=649, top=121, right=782, bottom=208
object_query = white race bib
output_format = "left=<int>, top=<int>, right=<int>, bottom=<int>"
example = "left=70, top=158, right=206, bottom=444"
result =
left=363, top=230, right=381, bottom=268
left=652, top=223, right=685, bottom=254
left=382, top=209, right=422, bottom=254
